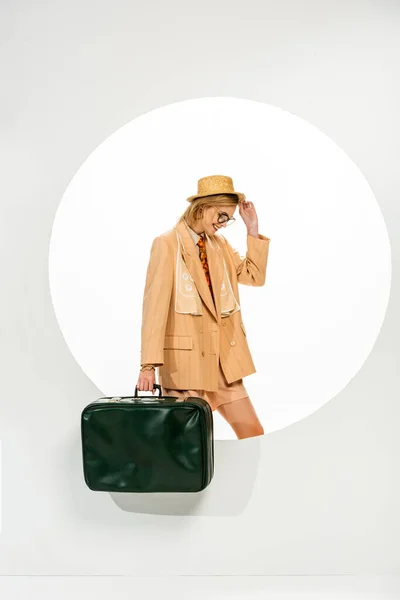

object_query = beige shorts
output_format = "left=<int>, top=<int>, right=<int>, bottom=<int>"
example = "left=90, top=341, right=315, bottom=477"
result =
left=161, top=361, right=249, bottom=412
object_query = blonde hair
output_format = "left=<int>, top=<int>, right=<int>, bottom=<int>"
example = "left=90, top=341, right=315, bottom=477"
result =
left=175, top=193, right=239, bottom=227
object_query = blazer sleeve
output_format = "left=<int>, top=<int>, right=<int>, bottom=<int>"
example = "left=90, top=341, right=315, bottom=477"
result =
left=221, top=232, right=271, bottom=286
left=140, top=236, right=173, bottom=366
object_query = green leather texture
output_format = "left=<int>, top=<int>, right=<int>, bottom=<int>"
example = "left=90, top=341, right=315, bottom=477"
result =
left=81, top=396, right=214, bottom=493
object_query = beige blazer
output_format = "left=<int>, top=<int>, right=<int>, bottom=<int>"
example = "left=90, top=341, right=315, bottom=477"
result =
left=140, top=219, right=271, bottom=392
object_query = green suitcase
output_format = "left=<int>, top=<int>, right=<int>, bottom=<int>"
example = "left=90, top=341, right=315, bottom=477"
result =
left=81, top=384, right=214, bottom=493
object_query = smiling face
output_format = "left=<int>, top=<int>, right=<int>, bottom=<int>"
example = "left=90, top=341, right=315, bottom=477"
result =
left=199, top=204, right=237, bottom=236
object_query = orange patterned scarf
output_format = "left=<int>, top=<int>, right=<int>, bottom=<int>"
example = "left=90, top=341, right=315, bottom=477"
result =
left=197, top=234, right=215, bottom=304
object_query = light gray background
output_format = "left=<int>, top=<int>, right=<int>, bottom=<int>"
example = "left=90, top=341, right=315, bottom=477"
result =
left=1, top=0, right=399, bottom=583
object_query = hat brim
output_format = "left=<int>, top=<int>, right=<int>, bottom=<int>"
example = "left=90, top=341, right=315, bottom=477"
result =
left=186, top=192, right=246, bottom=203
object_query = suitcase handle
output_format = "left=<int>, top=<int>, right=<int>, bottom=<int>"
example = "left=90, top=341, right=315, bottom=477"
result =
left=133, top=383, right=162, bottom=398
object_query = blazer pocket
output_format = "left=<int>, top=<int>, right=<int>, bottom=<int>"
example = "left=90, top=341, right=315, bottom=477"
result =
left=163, top=335, right=193, bottom=350
left=240, top=322, right=247, bottom=337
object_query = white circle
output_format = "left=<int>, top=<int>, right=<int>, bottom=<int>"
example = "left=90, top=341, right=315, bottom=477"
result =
left=48, top=97, right=391, bottom=440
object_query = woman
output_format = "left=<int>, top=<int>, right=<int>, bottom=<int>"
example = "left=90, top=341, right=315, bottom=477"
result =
left=136, top=175, right=271, bottom=439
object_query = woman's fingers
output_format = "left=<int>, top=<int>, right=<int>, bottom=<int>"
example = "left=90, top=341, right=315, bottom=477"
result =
left=137, top=371, right=156, bottom=392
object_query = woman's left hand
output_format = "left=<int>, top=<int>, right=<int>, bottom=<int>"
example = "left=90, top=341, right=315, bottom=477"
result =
left=238, top=200, right=258, bottom=233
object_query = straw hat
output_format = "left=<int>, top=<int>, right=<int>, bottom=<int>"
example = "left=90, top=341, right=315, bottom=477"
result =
left=186, top=175, right=246, bottom=203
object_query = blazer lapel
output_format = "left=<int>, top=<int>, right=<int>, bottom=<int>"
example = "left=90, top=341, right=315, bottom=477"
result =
left=175, top=220, right=222, bottom=322
left=205, top=232, right=223, bottom=322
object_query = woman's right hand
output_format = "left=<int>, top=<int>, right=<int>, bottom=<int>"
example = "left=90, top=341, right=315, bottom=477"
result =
left=136, top=369, right=156, bottom=394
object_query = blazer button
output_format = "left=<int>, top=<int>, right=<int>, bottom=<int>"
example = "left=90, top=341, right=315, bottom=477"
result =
left=222, top=322, right=226, bottom=326
left=202, top=351, right=205, bottom=357
left=230, top=341, right=236, bottom=346
left=199, top=328, right=203, bottom=333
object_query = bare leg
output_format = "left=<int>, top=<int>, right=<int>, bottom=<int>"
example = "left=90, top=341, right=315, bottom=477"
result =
left=216, top=396, right=264, bottom=439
